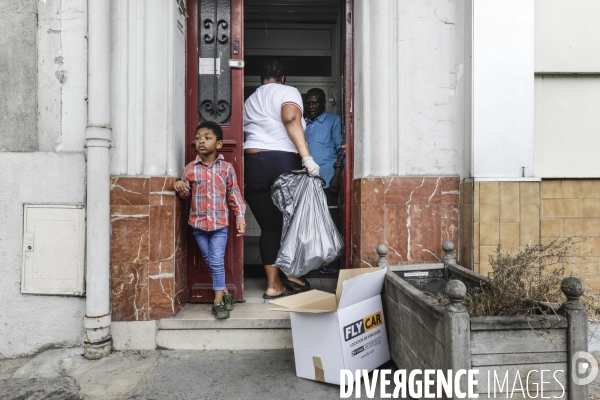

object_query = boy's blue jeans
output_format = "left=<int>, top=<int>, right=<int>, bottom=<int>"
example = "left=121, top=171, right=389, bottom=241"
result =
left=192, top=227, right=228, bottom=291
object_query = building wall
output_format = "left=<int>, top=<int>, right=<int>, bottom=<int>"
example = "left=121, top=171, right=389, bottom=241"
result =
left=110, top=177, right=187, bottom=321
left=0, top=1, right=37, bottom=151
left=0, top=0, right=88, bottom=357
left=351, top=177, right=460, bottom=268
left=534, top=0, right=600, bottom=73
left=110, top=0, right=186, bottom=177
left=534, top=75, right=600, bottom=178
left=472, top=0, right=534, bottom=178
left=353, top=0, right=465, bottom=179
left=107, top=1, right=188, bottom=321
left=533, top=1, right=600, bottom=179
left=37, top=0, right=87, bottom=152
left=0, top=153, right=86, bottom=358
left=352, top=0, right=465, bottom=265
left=539, top=180, right=600, bottom=289
left=457, top=0, right=600, bottom=292
left=462, top=180, right=600, bottom=290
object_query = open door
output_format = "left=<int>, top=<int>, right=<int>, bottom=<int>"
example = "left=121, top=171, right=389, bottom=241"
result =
left=185, top=0, right=245, bottom=302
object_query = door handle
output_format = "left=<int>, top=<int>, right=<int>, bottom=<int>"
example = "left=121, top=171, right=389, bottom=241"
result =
left=229, top=59, right=244, bottom=68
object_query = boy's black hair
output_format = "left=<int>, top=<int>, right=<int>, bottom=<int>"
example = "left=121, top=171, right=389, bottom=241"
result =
left=196, top=121, right=223, bottom=141
left=260, top=58, right=285, bottom=84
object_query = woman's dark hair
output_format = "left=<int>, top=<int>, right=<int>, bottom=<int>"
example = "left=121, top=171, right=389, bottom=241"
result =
left=196, top=121, right=223, bottom=141
left=260, top=58, right=285, bottom=84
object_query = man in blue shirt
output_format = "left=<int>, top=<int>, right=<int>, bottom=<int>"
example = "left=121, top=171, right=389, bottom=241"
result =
left=304, top=88, right=343, bottom=274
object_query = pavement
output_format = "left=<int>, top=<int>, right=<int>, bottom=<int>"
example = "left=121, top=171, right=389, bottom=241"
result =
left=2, top=348, right=600, bottom=400
left=0, top=348, right=397, bottom=400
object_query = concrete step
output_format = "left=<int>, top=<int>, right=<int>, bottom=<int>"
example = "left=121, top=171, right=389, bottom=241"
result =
left=157, top=303, right=293, bottom=351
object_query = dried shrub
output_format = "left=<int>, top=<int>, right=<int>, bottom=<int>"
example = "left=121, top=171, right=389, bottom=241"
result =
left=466, top=239, right=573, bottom=317
left=434, top=238, right=600, bottom=343
left=438, top=238, right=600, bottom=319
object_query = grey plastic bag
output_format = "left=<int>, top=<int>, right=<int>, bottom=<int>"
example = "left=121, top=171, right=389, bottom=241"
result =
left=270, top=170, right=344, bottom=277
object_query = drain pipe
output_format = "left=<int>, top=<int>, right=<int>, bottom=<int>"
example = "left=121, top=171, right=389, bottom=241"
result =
left=83, top=0, right=113, bottom=359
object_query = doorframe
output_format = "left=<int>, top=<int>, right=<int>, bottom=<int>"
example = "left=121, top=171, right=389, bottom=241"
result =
left=184, top=1, right=198, bottom=159
left=343, top=0, right=354, bottom=269
left=184, top=0, right=245, bottom=302
left=186, top=0, right=355, bottom=271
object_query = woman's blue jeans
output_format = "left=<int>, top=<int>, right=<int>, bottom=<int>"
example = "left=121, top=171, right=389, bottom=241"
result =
left=192, top=227, right=228, bottom=291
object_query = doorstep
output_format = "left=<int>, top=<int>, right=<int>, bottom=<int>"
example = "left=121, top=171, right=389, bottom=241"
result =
left=112, top=277, right=337, bottom=351
left=156, top=303, right=293, bottom=351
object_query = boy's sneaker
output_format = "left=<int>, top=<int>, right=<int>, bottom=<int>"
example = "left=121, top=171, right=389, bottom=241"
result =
left=212, top=302, right=230, bottom=319
left=223, top=292, right=234, bottom=311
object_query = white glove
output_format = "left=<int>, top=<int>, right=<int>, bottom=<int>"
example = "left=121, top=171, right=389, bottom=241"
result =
left=302, top=156, right=320, bottom=177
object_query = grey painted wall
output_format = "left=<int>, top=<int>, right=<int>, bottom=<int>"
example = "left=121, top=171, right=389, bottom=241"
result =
left=0, top=1, right=37, bottom=151
left=0, top=153, right=87, bottom=358
left=0, top=1, right=88, bottom=358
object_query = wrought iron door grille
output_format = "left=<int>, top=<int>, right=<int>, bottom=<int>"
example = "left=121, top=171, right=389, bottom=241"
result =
left=198, top=0, right=231, bottom=124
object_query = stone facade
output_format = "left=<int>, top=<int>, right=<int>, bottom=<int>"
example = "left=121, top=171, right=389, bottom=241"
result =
left=110, top=177, right=187, bottom=321
left=351, top=176, right=460, bottom=268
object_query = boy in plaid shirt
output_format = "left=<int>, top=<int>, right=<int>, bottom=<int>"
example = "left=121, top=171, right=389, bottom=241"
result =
left=174, top=121, right=246, bottom=319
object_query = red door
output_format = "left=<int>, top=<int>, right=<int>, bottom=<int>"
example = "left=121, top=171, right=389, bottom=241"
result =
left=185, top=0, right=245, bottom=302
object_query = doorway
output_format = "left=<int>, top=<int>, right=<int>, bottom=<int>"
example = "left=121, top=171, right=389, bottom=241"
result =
left=242, top=0, right=347, bottom=279
left=185, top=0, right=353, bottom=302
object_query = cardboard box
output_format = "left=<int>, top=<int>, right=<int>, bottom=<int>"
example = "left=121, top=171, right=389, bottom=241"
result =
left=270, top=267, right=390, bottom=385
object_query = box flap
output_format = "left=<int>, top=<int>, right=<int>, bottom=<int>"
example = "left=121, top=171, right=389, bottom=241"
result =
left=336, top=268, right=386, bottom=309
left=269, top=290, right=337, bottom=313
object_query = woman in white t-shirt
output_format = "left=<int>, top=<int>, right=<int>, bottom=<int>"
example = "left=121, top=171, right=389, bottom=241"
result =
left=244, top=59, right=320, bottom=299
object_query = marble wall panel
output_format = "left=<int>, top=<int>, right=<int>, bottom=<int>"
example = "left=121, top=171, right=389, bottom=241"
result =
left=383, top=205, right=409, bottom=264
left=360, top=178, right=385, bottom=205
left=149, top=276, right=175, bottom=320
left=175, top=199, right=187, bottom=260
left=111, top=177, right=149, bottom=205
left=110, top=205, right=150, bottom=263
left=150, top=177, right=177, bottom=206
left=111, top=263, right=148, bottom=321
left=385, top=177, right=442, bottom=205
left=111, top=176, right=187, bottom=321
left=150, top=206, right=175, bottom=262
left=149, top=261, right=174, bottom=276
left=441, top=177, right=460, bottom=205
left=440, top=204, right=459, bottom=243
left=360, top=205, right=385, bottom=266
left=408, top=204, right=442, bottom=262
left=352, top=176, right=460, bottom=268
left=174, top=256, right=187, bottom=315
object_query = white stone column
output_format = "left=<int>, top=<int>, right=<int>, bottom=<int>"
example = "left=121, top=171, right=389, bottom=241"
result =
left=354, top=0, right=398, bottom=178
left=110, top=0, right=186, bottom=177
left=84, top=0, right=112, bottom=359
left=354, top=0, right=462, bottom=179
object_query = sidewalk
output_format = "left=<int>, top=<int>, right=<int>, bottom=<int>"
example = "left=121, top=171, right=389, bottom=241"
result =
left=2, top=347, right=599, bottom=399
left=0, top=348, right=395, bottom=400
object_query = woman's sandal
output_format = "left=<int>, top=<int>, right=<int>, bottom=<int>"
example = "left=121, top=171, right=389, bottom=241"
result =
left=285, top=278, right=311, bottom=293
left=263, top=287, right=295, bottom=300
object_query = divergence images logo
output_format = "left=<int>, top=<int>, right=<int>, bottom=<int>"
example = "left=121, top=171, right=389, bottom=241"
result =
left=343, top=312, right=383, bottom=342
left=572, top=351, right=599, bottom=386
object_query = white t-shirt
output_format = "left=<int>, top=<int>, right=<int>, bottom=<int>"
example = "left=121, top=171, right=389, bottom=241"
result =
left=243, top=83, right=306, bottom=152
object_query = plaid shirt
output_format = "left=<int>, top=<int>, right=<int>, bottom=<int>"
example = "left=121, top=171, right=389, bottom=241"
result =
left=179, top=155, right=245, bottom=231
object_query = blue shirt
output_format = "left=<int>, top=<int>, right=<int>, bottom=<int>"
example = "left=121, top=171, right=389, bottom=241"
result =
left=304, top=111, right=342, bottom=189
